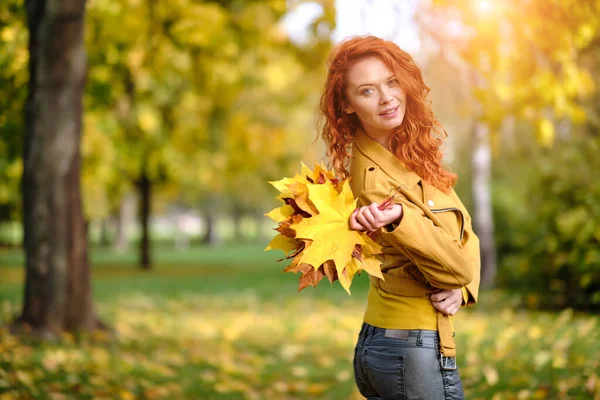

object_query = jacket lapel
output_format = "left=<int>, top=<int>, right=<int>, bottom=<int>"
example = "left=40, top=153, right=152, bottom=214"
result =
left=353, top=128, right=462, bottom=238
left=353, top=128, right=421, bottom=190
left=420, top=180, right=436, bottom=205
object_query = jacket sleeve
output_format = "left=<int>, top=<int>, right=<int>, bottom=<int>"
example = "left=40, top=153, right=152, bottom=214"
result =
left=451, top=190, right=480, bottom=306
left=358, top=187, right=480, bottom=294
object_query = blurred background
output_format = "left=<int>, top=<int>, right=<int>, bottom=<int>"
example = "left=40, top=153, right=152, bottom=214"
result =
left=1, top=0, right=599, bottom=399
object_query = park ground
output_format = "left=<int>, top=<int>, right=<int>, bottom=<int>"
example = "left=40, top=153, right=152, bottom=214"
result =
left=0, top=244, right=599, bottom=400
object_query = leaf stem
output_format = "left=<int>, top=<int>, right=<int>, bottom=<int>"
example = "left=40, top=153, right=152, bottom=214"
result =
left=378, top=186, right=402, bottom=210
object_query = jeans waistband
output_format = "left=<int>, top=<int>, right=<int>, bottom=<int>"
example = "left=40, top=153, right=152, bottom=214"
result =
left=358, top=322, right=439, bottom=348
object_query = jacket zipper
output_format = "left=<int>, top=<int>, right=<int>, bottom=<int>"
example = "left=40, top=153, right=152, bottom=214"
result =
left=431, top=207, right=465, bottom=241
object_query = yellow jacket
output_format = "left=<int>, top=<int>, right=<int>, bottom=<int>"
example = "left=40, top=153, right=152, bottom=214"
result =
left=349, top=128, right=481, bottom=357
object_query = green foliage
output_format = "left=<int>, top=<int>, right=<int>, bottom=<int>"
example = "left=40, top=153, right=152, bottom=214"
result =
left=81, top=0, right=335, bottom=219
left=0, top=246, right=599, bottom=399
left=494, top=134, right=600, bottom=310
left=0, top=1, right=27, bottom=222
left=0, top=0, right=336, bottom=228
left=423, top=0, right=600, bottom=304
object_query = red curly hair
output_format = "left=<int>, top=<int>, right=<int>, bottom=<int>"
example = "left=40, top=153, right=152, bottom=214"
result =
left=319, top=35, right=457, bottom=193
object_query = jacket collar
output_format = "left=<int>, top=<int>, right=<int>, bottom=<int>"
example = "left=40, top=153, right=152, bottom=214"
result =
left=353, top=128, right=422, bottom=190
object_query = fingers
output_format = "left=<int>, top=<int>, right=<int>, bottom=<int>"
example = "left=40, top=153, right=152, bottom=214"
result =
left=431, top=300, right=460, bottom=316
left=430, top=290, right=449, bottom=303
left=350, top=202, right=403, bottom=232
left=431, top=288, right=462, bottom=303
left=355, top=206, right=378, bottom=232
left=431, top=289, right=461, bottom=315
left=367, top=202, right=381, bottom=214
left=349, top=209, right=368, bottom=231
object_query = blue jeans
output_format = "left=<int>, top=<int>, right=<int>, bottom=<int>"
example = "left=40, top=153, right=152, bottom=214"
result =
left=353, top=322, right=465, bottom=400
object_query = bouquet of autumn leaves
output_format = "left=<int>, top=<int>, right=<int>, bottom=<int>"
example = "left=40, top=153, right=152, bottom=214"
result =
left=264, top=162, right=387, bottom=294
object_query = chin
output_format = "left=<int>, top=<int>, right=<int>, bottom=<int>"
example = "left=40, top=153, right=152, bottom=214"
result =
left=380, top=118, right=404, bottom=129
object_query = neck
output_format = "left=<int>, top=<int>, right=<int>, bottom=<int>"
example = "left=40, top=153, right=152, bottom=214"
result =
left=362, top=126, right=394, bottom=152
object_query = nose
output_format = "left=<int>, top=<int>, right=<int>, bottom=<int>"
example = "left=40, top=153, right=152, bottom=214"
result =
left=380, top=88, right=393, bottom=105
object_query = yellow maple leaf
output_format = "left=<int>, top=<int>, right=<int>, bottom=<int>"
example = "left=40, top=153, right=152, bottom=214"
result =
left=300, top=161, right=314, bottom=180
left=268, top=174, right=310, bottom=202
left=290, top=180, right=382, bottom=294
left=339, top=178, right=355, bottom=205
left=264, top=234, right=297, bottom=254
left=264, top=204, right=294, bottom=223
left=266, top=162, right=384, bottom=294
left=339, top=257, right=362, bottom=293
left=337, top=241, right=384, bottom=293
left=285, top=182, right=318, bottom=215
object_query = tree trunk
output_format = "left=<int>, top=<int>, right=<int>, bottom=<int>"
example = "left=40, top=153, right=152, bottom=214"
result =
left=114, top=212, right=124, bottom=252
left=201, top=195, right=220, bottom=246
left=471, top=120, right=497, bottom=288
left=136, top=170, right=151, bottom=269
left=200, top=107, right=225, bottom=247
left=114, top=192, right=135, bottom=253
left=0, top=221, right=7, bottom=248
left=232, top=204, right=243, bottom=242
left=99, top=218, right=111, bottom=248
left=16, top=0, right=105, bottom=338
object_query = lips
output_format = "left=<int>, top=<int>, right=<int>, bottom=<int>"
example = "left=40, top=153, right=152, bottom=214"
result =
left=379, top=106, right=398, bottom=116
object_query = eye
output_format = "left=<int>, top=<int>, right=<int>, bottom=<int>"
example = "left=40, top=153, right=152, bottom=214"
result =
left=361, top=88, right=374, bottom=96
left=388, top=78, right=399, bottom=86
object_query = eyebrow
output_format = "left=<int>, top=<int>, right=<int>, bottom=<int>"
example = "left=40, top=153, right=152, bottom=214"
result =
left=355, top=75, right=396, bottom=90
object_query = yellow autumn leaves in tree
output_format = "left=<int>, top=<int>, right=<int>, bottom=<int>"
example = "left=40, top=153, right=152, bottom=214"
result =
left=264, top=162, right=384, bottom=294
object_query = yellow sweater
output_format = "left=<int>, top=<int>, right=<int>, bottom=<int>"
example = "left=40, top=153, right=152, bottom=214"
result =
left=349, top=129, right=481, bottom=340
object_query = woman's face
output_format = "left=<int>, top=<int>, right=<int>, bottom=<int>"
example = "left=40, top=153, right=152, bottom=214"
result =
left=343, top=56, right=407, bottom=143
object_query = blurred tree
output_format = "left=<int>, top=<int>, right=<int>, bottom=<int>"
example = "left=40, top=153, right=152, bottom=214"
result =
left=83, top=0, right=335, bottom=259
left=418, top=0, right=598, bottom=287
left=492, top=127, right=600, bottom=310
left=15, top=0, right=104, bottom=337
left=0, top=0, right=27, bottom=246
left=171, top=0, right=335, bottom=245
left=85, top=0, right=187, bottom=268
left=219, top=0, right=335, bottom=242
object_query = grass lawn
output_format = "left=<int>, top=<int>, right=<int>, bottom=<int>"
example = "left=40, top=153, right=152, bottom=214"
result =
left=0, top=243, right=599, bottom=399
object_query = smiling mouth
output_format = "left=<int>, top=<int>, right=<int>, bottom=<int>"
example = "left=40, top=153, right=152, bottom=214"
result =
left=379, top=107, right=398, bottom=116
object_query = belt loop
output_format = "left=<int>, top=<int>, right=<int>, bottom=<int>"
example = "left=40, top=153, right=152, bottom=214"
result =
left=359, top=322, right=366, bottom=337
left=363, top=325, right=372, bottom=346
left=364, top=324, right=372, bottom=342
left=416, top=329, right=423, bottom=347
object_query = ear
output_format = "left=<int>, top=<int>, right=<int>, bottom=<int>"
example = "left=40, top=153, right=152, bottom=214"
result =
left=341, top=100, right=354, bottom=114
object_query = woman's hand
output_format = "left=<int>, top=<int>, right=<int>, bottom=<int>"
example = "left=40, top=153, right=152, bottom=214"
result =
left=430, top=289, right=463, bottom=316
left=349, top=202, right=403, bottom=232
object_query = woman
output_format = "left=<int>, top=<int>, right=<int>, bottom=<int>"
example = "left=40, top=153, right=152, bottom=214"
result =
left=319, top=36, right=481, bottom=399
